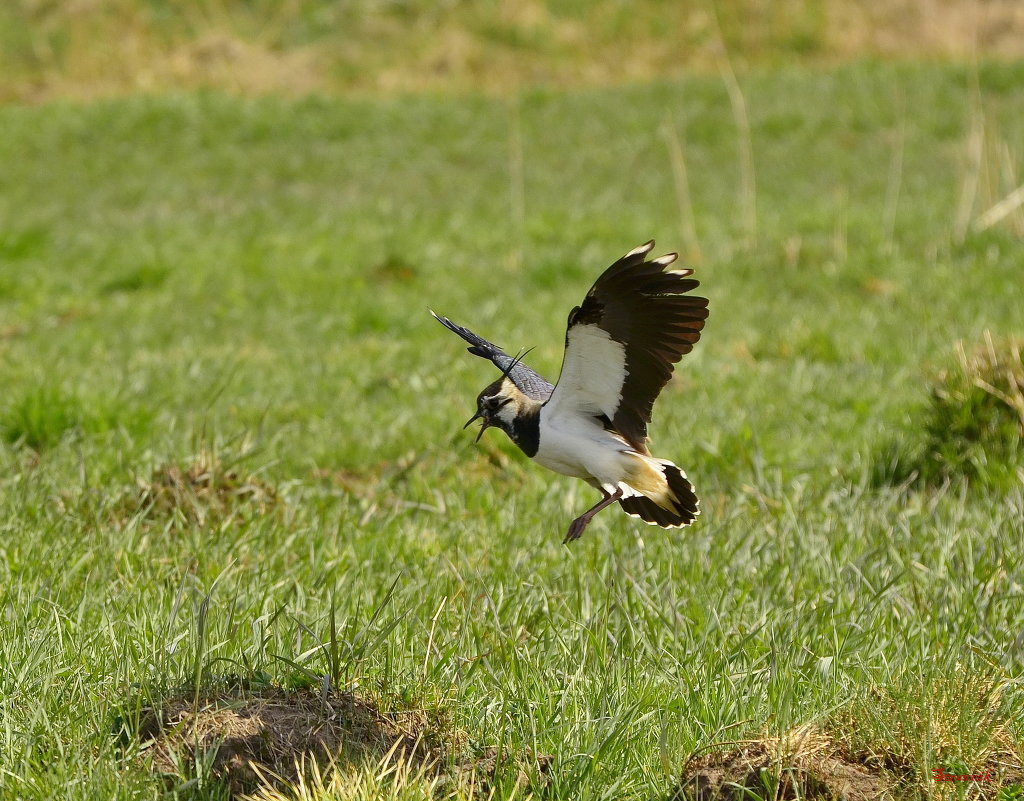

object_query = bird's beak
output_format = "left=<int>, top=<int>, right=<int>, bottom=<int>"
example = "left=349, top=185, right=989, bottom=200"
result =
left=463, top=410, right=489, bottom=442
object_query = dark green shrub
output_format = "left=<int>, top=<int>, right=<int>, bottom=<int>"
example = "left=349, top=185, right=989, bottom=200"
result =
left=874, top=333, right=1023, bottom=489
left=921, top=334, right=1023, bottom=486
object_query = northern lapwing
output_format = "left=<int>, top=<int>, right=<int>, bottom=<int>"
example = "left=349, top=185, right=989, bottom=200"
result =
left=433, top=241, right=709, bottom=542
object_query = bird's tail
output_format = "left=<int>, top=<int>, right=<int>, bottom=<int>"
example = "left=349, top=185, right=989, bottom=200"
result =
left=619, top=457, right=699, bottom=528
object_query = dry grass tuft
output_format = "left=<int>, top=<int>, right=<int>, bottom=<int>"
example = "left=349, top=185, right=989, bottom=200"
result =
left=0, top=324, right=26, bottom=339
left=679, top=688, right=1023, bottom=800
left=124, top=447, right=278, bottom=526
left=677, top=725, right=896, bottom=800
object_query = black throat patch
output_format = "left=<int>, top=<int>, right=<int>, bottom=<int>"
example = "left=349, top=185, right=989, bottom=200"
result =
left=506, top=405, right=540, bottom=457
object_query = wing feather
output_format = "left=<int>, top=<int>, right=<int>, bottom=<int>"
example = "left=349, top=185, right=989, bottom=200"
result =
left=544, top=241, right=709, bottom=450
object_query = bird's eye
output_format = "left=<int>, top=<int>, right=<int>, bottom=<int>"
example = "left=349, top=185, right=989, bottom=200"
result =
left=484, top=396, right=501, bottom=410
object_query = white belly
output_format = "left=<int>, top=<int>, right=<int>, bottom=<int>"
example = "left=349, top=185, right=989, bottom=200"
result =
left=533, top=412, right=636, bottom=489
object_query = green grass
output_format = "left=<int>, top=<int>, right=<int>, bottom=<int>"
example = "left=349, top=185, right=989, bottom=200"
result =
left=1, top=60, right=1023, bottom=799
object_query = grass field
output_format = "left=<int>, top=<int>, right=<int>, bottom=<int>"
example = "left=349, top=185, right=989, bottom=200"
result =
left=1, top=58, right=1023, bottom=799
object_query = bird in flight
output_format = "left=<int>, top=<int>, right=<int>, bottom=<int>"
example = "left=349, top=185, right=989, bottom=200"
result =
left=433, top=241, right=709, bottom=542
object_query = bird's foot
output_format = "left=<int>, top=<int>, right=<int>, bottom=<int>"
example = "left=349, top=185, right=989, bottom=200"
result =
left=563, top=515, right=591, bottom=544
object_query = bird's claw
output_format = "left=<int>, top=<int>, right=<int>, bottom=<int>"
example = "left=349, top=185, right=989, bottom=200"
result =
left=563, top=516, right=588, bottom=544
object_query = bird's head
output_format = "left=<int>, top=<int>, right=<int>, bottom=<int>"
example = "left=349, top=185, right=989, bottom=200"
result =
left=464, top=378, right=528, bottom=442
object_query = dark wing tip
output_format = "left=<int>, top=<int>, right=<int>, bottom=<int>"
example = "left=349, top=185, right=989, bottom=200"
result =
left=431, top=311, right=471, bottom=341
left=431, top=310, right=461, bottom=332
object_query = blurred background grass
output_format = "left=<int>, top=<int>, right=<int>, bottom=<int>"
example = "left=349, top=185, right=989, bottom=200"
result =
left=3, top=0, right=1024, bottom=102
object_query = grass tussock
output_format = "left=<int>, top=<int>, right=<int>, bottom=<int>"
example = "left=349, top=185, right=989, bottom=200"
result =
left=875, top=333, right=1024, bottom=490
left=243, top=756, right=450, bottom=801
left=927, top=334, right=1024, bottom=472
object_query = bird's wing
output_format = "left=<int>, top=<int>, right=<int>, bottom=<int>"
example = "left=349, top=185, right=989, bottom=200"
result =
left=431, top=312, right=555, bottom=402
left=543, top=241, right=709, bottom=451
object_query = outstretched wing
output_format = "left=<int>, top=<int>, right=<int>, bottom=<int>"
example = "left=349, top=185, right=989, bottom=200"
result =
left=543, top=241, right=709, bottom=451
left=431, top=312, right=555, bottom=402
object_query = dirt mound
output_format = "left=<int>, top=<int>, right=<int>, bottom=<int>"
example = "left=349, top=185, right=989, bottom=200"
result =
left=140, top=688, right=440, bottom=794
left=676, top=728, right=896, bottom=800
left=138, top=687, right=550, bottom=797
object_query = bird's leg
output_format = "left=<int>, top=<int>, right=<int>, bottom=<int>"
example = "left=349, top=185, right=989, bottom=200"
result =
left=564, top=487, right=624, bottom=543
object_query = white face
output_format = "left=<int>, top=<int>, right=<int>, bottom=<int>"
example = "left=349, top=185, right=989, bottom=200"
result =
left=474, top=377, right=535, bottom=439
left=494, top=397, right=518, bottom=425
left=478, top=378, right=519, bottom=422
left=470, top=377, right=543, bottom=449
